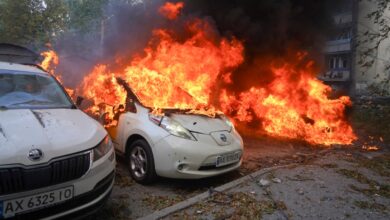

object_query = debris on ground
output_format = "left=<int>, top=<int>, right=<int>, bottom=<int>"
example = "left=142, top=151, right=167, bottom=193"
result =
left=259, top=179, right=271, bottom=187
left=161, top=151, right=390, bottom=220
left=272, top=178, right=282, bottom=183
left=142, top=194, right=185, bottom=210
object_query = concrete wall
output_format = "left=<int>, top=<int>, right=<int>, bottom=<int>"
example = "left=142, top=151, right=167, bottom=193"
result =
left=354, top=0, right=390, bottom=95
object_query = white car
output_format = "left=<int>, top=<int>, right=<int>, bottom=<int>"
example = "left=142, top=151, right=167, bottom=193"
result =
left=107, top=78, right=243, bottom=184
left=0, top=46, right=115, bottom=219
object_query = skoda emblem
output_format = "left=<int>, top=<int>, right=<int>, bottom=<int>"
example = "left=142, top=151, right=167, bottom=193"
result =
left=220, top=134, right=227, bottom=142
left=28, top=149, right=43, bottom=161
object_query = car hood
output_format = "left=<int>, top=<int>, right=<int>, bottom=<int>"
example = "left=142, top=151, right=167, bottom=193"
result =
left=170, top=114, right=231, bottom=134
left=0, top=109, right=106, bottom=166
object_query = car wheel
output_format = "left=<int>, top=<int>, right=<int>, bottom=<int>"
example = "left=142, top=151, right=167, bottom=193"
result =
left=127, top=139, right=156, bottom=184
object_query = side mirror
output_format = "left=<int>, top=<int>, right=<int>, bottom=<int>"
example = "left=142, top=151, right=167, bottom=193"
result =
left=125, top=99, right=137, bottom=113
left=76, top=96, right=84, bottom=106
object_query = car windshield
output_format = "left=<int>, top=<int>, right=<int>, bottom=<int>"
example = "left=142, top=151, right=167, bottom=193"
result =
left=0, top=71, right=73, bottom=109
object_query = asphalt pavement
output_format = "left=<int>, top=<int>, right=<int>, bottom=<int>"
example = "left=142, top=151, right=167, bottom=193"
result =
left=96, top=137, right=390, bottom=220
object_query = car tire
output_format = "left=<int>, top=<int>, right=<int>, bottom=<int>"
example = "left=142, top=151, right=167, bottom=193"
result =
left=127, top=139, right=156, bottom=184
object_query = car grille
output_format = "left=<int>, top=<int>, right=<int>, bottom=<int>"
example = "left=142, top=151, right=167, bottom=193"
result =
left=0, top=152, right=90, bottom=196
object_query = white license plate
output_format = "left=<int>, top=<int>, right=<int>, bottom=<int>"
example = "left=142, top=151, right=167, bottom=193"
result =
left=216, top=152, right=241, bottom=167
left=1, top=186, right=74, bottom=219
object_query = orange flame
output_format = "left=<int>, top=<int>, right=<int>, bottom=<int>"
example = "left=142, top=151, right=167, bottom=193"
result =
left=81, top=17, right=243, bottom=116
left=40, top=50, right=59, bottom=74
left=159, top=1, right=184, bottom=20
left=40, top=50, right=74, bottom=97
left=362, top=144, right=380, bottom=151
left=58, top=1, right=356, bottom=146
left=219, top=53, right=356, bottom=145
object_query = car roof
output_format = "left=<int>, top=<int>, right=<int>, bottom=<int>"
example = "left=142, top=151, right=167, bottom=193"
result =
left=0, top=61, right=48, bottom=76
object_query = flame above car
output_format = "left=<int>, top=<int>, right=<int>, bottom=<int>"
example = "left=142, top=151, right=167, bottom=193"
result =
left=41, top=1, right=357, bottom=146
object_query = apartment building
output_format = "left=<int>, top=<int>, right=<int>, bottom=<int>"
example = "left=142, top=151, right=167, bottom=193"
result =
left=320, top=0, right=390, bottom=96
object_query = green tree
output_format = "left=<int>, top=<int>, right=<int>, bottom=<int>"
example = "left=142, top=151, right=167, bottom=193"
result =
left=0, top=0, right=67, bottom=49
left=356, top=0, right=390, bottom=95
left=66, top=0, right=108, bottom=34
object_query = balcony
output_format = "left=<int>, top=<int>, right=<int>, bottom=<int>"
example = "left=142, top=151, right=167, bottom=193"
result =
left=319, top=69, right=351, bottom=82
left=325, top=39, right=351, bottom=53
left=333, top=13, right=352, bottom=26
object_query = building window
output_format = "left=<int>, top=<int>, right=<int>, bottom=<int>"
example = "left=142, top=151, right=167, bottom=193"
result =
left=327, top=54, right=349, bottom=70
left=342, top=59, right=348, bottom=68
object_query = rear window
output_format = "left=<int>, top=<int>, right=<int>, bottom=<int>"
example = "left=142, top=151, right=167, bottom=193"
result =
left=0, top=71, right=73, bottom=109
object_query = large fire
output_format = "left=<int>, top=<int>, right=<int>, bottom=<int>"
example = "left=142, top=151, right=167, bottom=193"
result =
left=219, top=52, right=356, bottom=145
left=81, top=18, right=243, bottom=112
left=41, top=1, right=357, bottom=146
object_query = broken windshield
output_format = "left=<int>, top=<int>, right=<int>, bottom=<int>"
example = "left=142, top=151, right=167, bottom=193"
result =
left=0, top=71, right=73, bottom=109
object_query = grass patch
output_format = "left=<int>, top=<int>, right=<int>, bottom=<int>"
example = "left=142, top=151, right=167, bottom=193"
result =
left=115, top=171, right=135, bottom=188
left=172, top=192, right=284, bottom=219
left=320, top=163, right=339, bottom=169
left=337, top=169, right=390, bottom=198
left=232, top=193, right=277, bottom=215
left=210, top=192, right=280, bottom=219
left=351, top=104, right=390, bottom=142
left=337, top=169, right=372, bottom=184
left=349, top=184, right=390, bottom=198
left=266, top=171, right=276, bottom=180
left=142, top=195, right=184, bottom=210
left=353, top=200, right=387, bottom=212
left=357, top=154, right=390, bottom=177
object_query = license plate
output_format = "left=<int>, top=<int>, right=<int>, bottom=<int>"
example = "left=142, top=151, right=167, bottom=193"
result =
left=216, top=152, right=241, bottom=167
left=1, top=186, right=74, bottom=219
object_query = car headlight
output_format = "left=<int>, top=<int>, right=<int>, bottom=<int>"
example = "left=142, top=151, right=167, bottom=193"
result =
left=220, top=114, right=234, bottom=132
left=93, top=135, right=113, bottom=162
left=149, top=114, right=197, bottom=141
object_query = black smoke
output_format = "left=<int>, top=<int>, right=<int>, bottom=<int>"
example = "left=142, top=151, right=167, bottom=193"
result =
left=54, top=0, right=344, bottom=92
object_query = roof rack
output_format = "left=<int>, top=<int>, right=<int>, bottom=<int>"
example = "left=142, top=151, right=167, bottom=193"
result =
left=0, top=43, right=41, bottom=65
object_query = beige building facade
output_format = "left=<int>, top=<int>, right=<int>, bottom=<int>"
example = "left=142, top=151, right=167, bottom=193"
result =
left=354, top=0, right=390, bottom=95
left=320, top=0, right=390, bottom=96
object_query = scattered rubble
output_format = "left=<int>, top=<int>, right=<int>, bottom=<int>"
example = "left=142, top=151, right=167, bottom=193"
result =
left=159, top=151, right=389, bottom=220
left=259, top=179, right=271, bottom=187
left=272, top=178, right=282, bottom=183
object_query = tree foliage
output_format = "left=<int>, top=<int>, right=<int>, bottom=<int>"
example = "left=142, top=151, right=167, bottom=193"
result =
left=67, top=0, right=108, bottom=34
left=356, top=0, right=390, bottom=95
left=0, top=0, right=108, bottom=49
left=0, top=0, right=67, bottom=49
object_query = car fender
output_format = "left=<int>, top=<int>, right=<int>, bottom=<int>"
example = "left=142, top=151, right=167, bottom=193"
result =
left=116, top=111, right=169, bottom=154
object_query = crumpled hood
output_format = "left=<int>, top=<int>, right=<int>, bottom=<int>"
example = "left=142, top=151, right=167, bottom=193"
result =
left=0, top=109, right=106, bottom=166
left=170, top=114, right=230, bottom=134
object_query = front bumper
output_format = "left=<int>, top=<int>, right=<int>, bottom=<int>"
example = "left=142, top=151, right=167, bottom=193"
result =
left=0, top=149, right=116, bottom=220
left=153, top=130, right=243, bottom=179
left=36, top=171, right=113, bottom=220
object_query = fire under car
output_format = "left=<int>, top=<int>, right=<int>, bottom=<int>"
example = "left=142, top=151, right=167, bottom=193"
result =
left=0, top=44, right=115, bottom=219
left=105, top=77, right=244, bottom=184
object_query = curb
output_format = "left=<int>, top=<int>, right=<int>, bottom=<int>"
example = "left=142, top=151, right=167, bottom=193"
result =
left=138, top=164, right=293, bottom=220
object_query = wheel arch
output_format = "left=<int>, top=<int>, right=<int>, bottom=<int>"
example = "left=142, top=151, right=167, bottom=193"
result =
left=125, top=134, right=149, bottom=155
left=125, top=133, right=158, bottom=183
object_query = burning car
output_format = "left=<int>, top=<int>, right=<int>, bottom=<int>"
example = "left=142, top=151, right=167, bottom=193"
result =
left=0, top=44, right=115, bottom=219
left=106, top=78, right=243, bottom=184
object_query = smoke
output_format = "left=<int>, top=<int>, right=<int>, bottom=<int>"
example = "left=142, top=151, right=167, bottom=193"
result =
left=180, top=0, right=339, bottom=94
left=101, top=0, right=166, bottom=68
left=53, top=0, right=342, bottom=93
